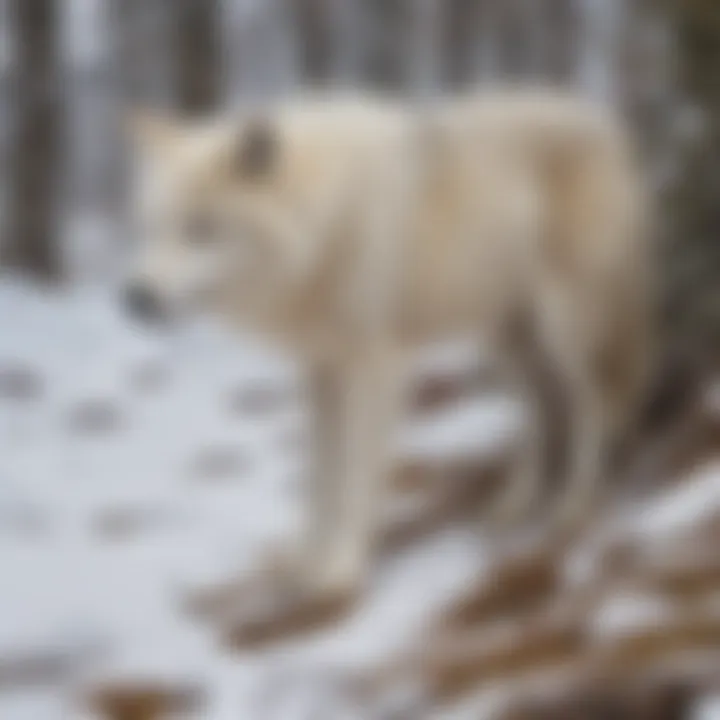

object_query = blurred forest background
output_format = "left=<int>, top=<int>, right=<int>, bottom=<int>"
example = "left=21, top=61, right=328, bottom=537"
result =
left=0, top=0, right=718, bottom=365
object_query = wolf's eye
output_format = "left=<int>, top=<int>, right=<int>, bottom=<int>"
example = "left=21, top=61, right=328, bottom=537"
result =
left=183, top=214, right=220, bottom=247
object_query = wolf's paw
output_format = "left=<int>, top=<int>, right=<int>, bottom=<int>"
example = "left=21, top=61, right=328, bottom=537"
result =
left=184, top=548, right=359, bottom=649
left=219, top=582, right=357, bottom=650
left=183, top=546, right=300, bottom=621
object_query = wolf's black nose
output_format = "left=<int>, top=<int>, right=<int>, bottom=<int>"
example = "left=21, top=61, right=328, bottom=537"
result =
left=123, top=283, right=163, bottom=324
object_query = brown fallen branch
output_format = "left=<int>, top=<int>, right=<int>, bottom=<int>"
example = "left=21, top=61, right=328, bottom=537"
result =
left=425, top=612, right=587, bottom=700
left=435, top=543, right=562, bottom=631
left=382, top=459, right=506, bottom=553
left=596, top=508, right=720, bottom=577
left=498, top=677, right=700, bottom=720
left=352, top=515, right=720, bottom=711
left=587, top=612, right=720, bottom=683
left=366, top=605, right=720, bottom=716
left=85, top=680, right=204, bottom=720
left=419, top=551, right=720, bottom=699
left=629, top=550, right=720, bottom=601
left=496, top=632, right=720, bottom=719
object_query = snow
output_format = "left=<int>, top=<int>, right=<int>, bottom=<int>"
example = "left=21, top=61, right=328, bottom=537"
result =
left=1, top=276, right=719, bottom=718
left=0, top=278, right=507, bottom=718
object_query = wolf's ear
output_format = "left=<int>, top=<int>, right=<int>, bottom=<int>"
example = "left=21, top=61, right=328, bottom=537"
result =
left=233, top=118, right=279, bottom=179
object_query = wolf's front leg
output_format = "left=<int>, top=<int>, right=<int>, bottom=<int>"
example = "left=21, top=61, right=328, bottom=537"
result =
left=301, top=346, right=408, bottom=599
left=213, top=345, right=408, bottom=647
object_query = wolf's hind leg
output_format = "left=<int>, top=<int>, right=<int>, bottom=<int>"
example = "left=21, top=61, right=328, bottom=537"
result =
left=551, top=345, right=610, bottom=529
left=482, top=335, right=554, bottom=529
left=488, top=377, right=553, bottom=528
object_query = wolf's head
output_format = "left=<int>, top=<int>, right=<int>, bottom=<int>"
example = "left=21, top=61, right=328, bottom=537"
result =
left=123, top=110, right=310, bottom=328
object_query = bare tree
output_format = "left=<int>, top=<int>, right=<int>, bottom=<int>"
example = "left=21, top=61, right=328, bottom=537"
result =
left=173, top=0, right=221, bottom=114
left=60, top=0, right=120, bottom=284
left=473, top=0, right=502, bottom=81
left=0, top=0, right=13, bottom=261
left=293, top=0, right=334, bottom=86
left=403, top=0, right=443, bottom=96
left=546, top=0, right=579, bottom=85
left=325, top=0, right=367, bottom=86
left=364, top=0, right=407, bottom=89
left=576, top=0, right=624, bottom=104
left=662, top=0, right=720, bottom=367
left=3, top=0, right=60, bottom=279
left=445, top=0, right=484, bottom=88
left=219, top=0, right=296, bottom=105
left=115, top=0, right=176, bottom=109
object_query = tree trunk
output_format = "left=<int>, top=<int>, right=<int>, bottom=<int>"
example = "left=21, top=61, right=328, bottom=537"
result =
left=0, top=0, right=12, bottom=261
left=61, top=0, right=120, bottom=284
left=445, top=0, right=484, bottom=88
left=403, top=0, right=442, bottom=96
left=364, top=0, right=406, bottom=90
left=294, top=0, right=334, bottom=86
left=3, top=0, right=60, bottom=280
left=662, top=0, right=720, bottom=364
left=115, top=0, right=176, bottom=109
left=546, top=0, right=578, bottom=84
left=174, top=0, right=220, bottom=114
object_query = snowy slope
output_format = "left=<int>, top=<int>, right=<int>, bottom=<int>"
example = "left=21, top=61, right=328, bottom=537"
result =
left=0, top=278, right=520, bottom=719
left=0, top=277, right=718, bottom=719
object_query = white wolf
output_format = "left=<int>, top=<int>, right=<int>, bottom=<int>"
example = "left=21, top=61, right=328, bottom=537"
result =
left=124, top=89, right=653, bottom=614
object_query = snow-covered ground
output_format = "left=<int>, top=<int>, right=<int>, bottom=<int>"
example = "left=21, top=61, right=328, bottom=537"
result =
left=0, top=277, right=521, bottom=719
left=0, top=276, right=719, bottom=719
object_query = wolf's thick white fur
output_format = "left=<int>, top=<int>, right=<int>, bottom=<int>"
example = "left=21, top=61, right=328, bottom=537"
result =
left=128, top=88, right=653, bottom=603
